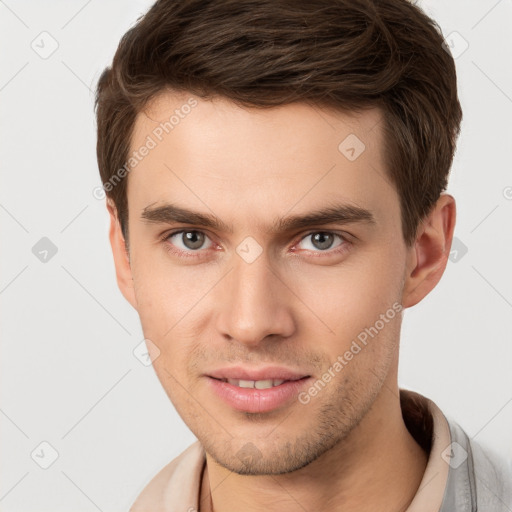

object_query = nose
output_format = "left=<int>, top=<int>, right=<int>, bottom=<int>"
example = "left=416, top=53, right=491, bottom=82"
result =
left=215, top=252, right=296, bottom=347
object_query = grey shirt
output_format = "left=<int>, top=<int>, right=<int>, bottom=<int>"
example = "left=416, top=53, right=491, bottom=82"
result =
left=441, top=415, right=512, bottom=511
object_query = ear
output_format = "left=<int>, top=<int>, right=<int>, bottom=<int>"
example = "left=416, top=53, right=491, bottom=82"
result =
left=402, top=194, right=456, bottom=308
left=107, top=200, right=138, bottom=309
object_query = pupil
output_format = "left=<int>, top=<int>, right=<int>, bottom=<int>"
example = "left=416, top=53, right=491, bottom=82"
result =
left=183, top=231, right=204, bottom=249
left=312, top=232, right=333, bottom=250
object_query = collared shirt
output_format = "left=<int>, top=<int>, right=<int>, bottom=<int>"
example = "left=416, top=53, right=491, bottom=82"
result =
left=130, top=389, right=512, bottom=511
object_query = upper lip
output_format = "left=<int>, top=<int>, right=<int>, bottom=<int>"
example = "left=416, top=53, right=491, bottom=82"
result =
left=207, top=366, right=310, bottom=382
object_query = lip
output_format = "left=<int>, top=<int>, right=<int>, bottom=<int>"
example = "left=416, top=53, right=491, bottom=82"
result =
left=207, top=365, right=309, bottom=382
left=205, top=366, right=312, bottom=413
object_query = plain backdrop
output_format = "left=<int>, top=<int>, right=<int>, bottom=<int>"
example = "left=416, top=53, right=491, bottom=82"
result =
left=1, top=1, right=511, bottom=510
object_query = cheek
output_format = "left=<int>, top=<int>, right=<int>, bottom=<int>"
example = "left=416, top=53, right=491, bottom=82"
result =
left=130, top=245, right=221, bottom=334
left=129, top=250, right=221, bottom=388
left=289, top=247, right=405, bottom=348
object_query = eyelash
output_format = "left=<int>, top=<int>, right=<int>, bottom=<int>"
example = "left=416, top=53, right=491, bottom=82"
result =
left=160, top=229, right=352, bottom=260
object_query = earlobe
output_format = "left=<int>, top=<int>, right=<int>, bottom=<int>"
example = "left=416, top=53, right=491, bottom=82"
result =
left=402, top=194, right=456, bottom=308
left=107, top=201, right=138, bottom=310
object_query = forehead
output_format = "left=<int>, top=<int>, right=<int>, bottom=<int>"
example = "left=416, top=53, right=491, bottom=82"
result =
left=136, top=91, right=385, bottom=155
left=127, top=91, right=398, bottom=230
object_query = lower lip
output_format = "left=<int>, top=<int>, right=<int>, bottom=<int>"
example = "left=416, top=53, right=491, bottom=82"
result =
left=206, top=376, right=311, bottom=413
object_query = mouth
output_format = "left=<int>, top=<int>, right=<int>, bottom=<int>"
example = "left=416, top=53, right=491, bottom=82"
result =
left=209, top=376, right=307, bottom=389
left=207, top=365, right=310, bottom=383
left=205, top=369, right=312, bottom=413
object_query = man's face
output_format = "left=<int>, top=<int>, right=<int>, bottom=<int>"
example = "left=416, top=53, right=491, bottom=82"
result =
left=120, top=92, right=412, bottom=475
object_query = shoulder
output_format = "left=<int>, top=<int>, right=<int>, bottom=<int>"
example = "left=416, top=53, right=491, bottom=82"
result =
left=130, top=441, right=205, bottom=512
left=448, top=419, right=512, bottom=511
left=469, top=435, right=512, bottom=509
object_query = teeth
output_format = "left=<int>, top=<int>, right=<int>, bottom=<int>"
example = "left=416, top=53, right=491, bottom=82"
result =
left=254, top=379, right=274, bottom=389
left=227, top=379, right=286, bottom=389
left=239, top=379, right=256, bottom=388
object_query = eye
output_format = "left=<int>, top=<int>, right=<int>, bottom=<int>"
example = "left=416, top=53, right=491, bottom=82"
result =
left=162, top=229, right=350, bottom=260
left=166, top=230, right=213, bottom=252
left=296, top=231, right=346, bottom=252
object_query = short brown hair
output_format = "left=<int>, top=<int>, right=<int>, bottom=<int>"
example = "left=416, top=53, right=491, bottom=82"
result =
left=95, top=0, right=462, bottom=246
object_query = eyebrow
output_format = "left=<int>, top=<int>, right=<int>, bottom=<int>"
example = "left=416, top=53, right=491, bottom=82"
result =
left=140, top=202, right=376, bottom=234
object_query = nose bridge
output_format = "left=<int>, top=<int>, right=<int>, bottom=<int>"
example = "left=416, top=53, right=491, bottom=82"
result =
left=215, top=250, right=295, bottom=345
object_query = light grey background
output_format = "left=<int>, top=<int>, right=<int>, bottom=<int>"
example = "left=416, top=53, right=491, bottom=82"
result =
left=1, top=1, right=511, bottom=510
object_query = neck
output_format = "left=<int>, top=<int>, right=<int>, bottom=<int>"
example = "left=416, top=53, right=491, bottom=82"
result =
left=200, top=383, right=428, bottom=512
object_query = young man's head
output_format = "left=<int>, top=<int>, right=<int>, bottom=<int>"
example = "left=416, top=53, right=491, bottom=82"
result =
left=96, top=0, right=461, bottom=476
